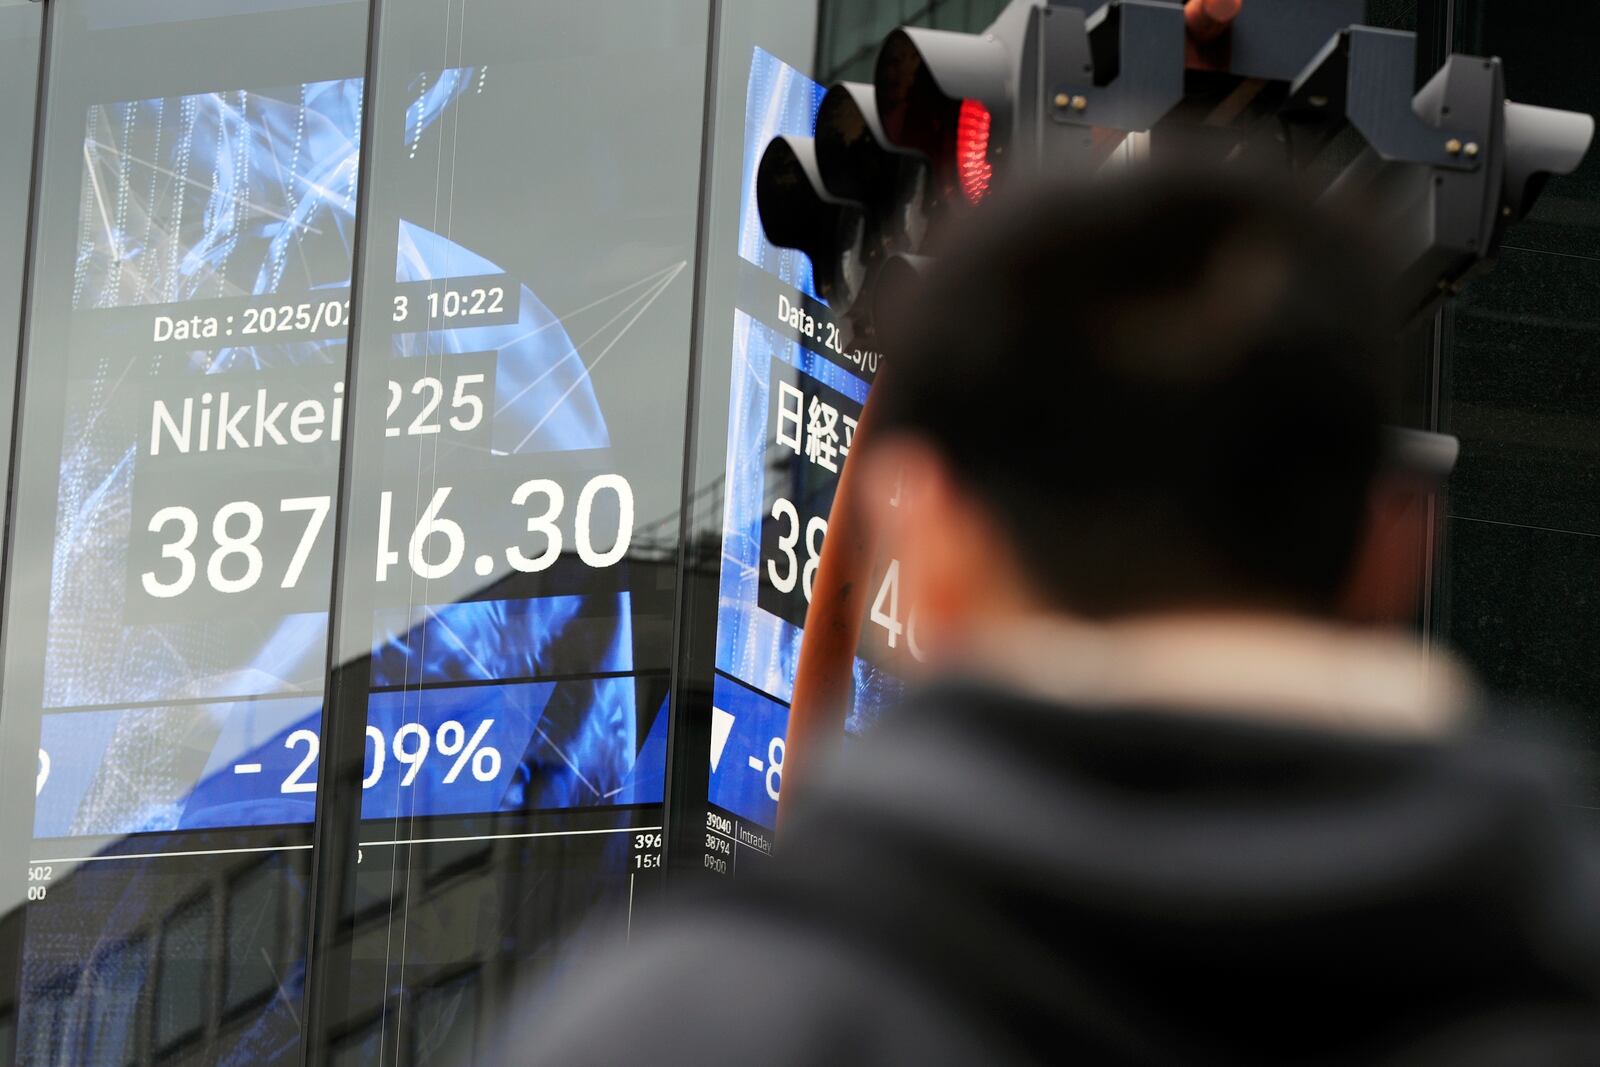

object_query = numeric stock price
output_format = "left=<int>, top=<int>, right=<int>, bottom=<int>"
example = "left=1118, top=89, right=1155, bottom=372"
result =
left=762, top=496, right=926, bottom=662
left=375, top=473, right=634, bottom=582
left=134, top=472, right=636, bottom=611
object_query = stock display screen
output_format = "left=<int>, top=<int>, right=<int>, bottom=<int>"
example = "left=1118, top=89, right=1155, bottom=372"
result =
left=31, top=66, right=667, bottom=841
left=700, top=47, right=909, bottom=873
left=1, top=6, right=375, bottom=1055
left=31, top=72, right=361, bottom=839
left=4, top=1, right=703, bottom=1060
left=334, top=56, right=675, bottom=832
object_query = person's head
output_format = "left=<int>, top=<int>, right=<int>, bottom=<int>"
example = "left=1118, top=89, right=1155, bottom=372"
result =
left=862, top=166, right=1424, bottom=652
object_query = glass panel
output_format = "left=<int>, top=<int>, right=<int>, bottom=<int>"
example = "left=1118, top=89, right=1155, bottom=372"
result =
left=224, top=861, right=282, bottom=1013
left=0, top=0, right=41, bottom=551
left=25, top=975, right=73, bottom=1067
left=0, top=20, right=40, bottom=1050
left=0, top=0, right=39, bottom=1039
left=1363, top=0, right=1417, bottom=30
left=154, top=894, right=211, bottom=1052
left=408, top=969, right=479, bottom=1065
left=83, top=937, right=148, bottom=1066
left=309, top=1, right=709, bottom=1059
left=675, top=0, right=957, bottom=879
left=674, top=0, right=1010, bottom=881
left=815, top=0, right=1005, bottom=83
left=0, top=2, right=369, bottom=1064
left=1435, top=0, right=1600, bottom=797
left=330, top=1020, right=382, bottom=1067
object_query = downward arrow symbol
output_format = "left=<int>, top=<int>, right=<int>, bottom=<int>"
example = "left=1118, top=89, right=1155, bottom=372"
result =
left=709, top=707, right=735, bottom=773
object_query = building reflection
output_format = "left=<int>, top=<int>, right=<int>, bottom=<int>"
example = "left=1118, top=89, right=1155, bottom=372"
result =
left=2, top=544, right=695, bottom=1067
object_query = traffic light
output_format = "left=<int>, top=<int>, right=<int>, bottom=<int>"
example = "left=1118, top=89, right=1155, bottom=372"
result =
left=754, top=136, right=865, bottom=306
left=757, top=0, right=1593, bottom=333
left=1282, top=29, right=1596, bottom=317
left=815, top=83, right=930, bottom=254
left=871, top=21, right=1016, bottom=209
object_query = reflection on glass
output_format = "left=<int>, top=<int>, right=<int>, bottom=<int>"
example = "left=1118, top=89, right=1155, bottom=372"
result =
left=0, top=9, right=40, bottom=1050
left=84, top=937, right=147, bottom=1064
left=26, top=979, right=72, bottom=1066
left=679, top=17, right=906, bottom=882
left=330, top=1020, right=381, bottom=1067
left=0, top=0, right=41, bottom=561
left=224, top=862, right=281, bottom=1014
left=413, top=970, right=480, bottom=1063
left=682, top=0, right=1003, bottom=885
left=311, top=0, right=707, bottom=1058
left=0, top=2, right=368, bottom=1064
left=154, top=894, right=210, bottom=1052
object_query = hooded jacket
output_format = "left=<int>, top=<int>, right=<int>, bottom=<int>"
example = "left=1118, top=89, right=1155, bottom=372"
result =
left=511, top=622, right=1600, bottom=1065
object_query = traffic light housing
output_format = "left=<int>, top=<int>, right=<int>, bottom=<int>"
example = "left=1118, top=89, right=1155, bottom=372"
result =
left=872, top=23, right=1014, bottom=208
left=754, top=136, right=865, bottom=306
left=757, top=0, right=1593, bottom=334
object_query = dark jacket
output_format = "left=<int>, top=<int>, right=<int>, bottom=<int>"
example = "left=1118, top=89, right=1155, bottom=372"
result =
left=511, top=681, right=1600, bottom=1065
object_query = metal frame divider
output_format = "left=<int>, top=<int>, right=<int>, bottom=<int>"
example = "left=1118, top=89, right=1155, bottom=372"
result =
left=1415, top=0, right=1455, bottom=653
left=0, top=0, right=54, bottom=1050
left=661, top=0, right=726, bottom=888
left=300, top=0, right=387, bottom=1060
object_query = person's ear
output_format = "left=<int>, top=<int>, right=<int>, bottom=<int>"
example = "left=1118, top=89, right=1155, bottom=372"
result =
left=1338, top=475, right=1437, bottom=625
left=857, top=436, right=917, bottom=540
left=858, top=438, right=1040, bottom=658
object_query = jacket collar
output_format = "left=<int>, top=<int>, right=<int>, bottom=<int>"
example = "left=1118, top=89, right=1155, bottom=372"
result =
left=953, top=614, right=1475, bottom=738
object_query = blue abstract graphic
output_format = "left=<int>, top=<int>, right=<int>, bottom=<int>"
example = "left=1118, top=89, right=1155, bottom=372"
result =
left=34, top=697, right=321, bottom=838
left=394, top=220, right=609, bottom=455
left=737, top=47, right=824, bottom=300
left=73, top=78, right=363, bottom=323
left=370, top=593, right=632, bottom=687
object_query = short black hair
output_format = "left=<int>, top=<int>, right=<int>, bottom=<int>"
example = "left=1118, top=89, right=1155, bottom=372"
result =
left=873, top=166, right=1398, bottom=617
